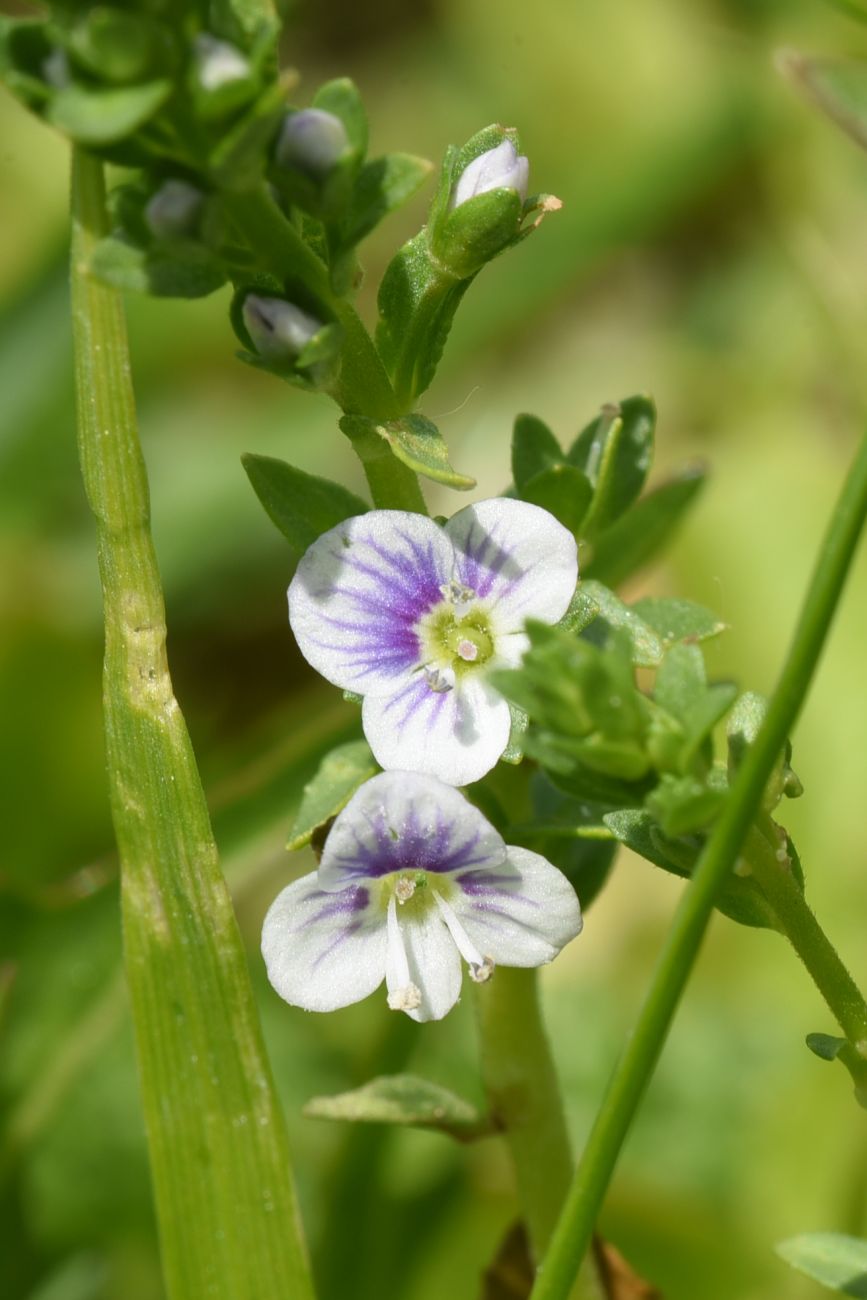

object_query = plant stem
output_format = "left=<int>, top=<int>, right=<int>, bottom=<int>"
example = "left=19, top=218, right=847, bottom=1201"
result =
left=71, top=148, right=315, bottom=1300
left=747, top=822, right=867, bottom=1049
left=477, top=969, right=602, bottom=1299
left=221, top=185, right=427, bottom=512
left=530, top=428, right=867, bottom=1300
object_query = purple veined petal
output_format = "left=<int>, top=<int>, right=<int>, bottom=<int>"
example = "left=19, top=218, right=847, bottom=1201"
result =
left=261, top=870, right=387, bottom=1012
left=318, top=769, right=507, bottom=893
left=452, top=845, right=582, bottom=967
left=384, top=894, right=462, bottom=1022
left=288, top=512, right=456, bottom=697
left=445, top=498, right=578, bottom=633
left=362, top=673, right=512, bottom=787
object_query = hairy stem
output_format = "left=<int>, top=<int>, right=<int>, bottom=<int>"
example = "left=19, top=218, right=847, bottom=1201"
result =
left=222, top=185, right=427, bottom=512
left=71, top=148, right=314, bottom=1300
left=747, top=822, right=867, bottom=1051
left=530, top=428, right=867, bottom=1300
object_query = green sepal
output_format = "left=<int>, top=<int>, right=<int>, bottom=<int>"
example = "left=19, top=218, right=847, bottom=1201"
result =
left=303, top=1074, right=492, bottom=1142
left=727, top=691, right=803, bottom=811
left=342, top=152, right=434, bottom=248
left=242, top=453, right=369, bottom=554
left=375, top=229, right=473, bottom=407
left=604, top=808, right=780, bottom=930
left=631, top=596, right=726, bottom=646
left=285, top=739, right=378, bottom=851
left=435, top=186, right=524, bottom=279
left=313, top=76, right=368, bottom=158
left=578, top=580, right=663, bottom=666
left=64, top=8, right=175, bottom=85
left=781, top=51, right=867, bottom=154
left=500, top=704, right=529, bottom=765
left=340, top=413, right=475, bottom=490
left=776, top=1232, right=867, bottom=1295
left=645, top=773, right=726, bottom=837
left=89, top=234, right=227, bottom=298
left=651, top=643, right=737, bottom=775
left=48, top=78, right=172, bottom=145
left=584, top=463, right=706, bottom=587
left=512, top=412, right=562, bottom=489
left=568, top=395, right=656, bottom=538
left=557, top=585, right=600, bottom=634
left=0, top=18, right=55, bottom=111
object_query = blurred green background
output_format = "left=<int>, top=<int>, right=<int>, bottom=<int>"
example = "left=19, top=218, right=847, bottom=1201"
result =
left=3, top=0, right=867, bottom=1297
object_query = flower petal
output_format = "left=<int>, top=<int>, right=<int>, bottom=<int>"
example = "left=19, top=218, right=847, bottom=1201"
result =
left=319, top=769, right=506, bottom=892
left=452, top=845, right=582, bottom=967
left=445, top=498, right=578, bottom=631
left=288, top=511, right=455, bottom=697
left=385, top=900, right=462, bottom=1022
left=362, top=673, right=512, bottom=786
left=261, top=871, right=386, bottom=1012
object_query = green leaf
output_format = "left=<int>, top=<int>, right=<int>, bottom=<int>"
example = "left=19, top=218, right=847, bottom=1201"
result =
left=653, top=643, right=707, bottom=725
left=286, top=739, right=378, bottom=851
left=806, top=1032, right=848, bottom=1062
left=242, top=453, right=369, bottom=554
left=209, top=79, right=288, bottom=191
left=777, top=1233, right=867, bottom=1296
left=631, top=596, right=726, bottom=646
left=558, top=585, right=600, bottom=634
left=344, top=152, right=434, bottom=246
left=521, top=464, right=593, bottom=537
left=303, top=1073, right=490, bottom=1141
left=512, top=412, right=563, bottom=489
left=579, top=580, right=663, bottom=666
left=340, top=413, right=475, bottom=490
left=500, top=703, right=529, bottom=765
left=584, top=463, right=706, bottom=587
left=604, top=808, right=779, bottom=929
left=781, top=51, right=867, bottom=154
left=48, top=79, right=172, bottom=145
left=568, top=395, right=655, bottom=537
left=89, top=235, right=227, bottom=299
left=66, top=9, right=171, bottom=84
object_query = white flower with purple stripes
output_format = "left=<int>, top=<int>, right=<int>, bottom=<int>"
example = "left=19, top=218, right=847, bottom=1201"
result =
left=261, top=771, right=582, bottom=1022
left=288, top=498, right=578, bottom=786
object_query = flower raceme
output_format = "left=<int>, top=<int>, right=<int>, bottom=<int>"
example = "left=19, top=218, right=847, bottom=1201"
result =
left=261, top=771, right=582, bottom=1022
left=288, top=499, right=578, bottom=786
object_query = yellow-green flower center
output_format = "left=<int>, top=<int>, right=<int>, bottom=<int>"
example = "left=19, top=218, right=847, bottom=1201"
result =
left=419, top=604, right=495, bottom=677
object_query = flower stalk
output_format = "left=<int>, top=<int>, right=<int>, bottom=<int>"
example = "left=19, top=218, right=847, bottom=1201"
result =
left=70, top=147, right=314, bottom=1300
left=529, top=427, right=867, bottom=1300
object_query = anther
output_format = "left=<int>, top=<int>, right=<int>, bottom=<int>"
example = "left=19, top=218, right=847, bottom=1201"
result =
left=394, top=874, right=416, bottom=904
left=439, top=579, right=475, bottom=605
left=469, top=956, right=495, bottom=983
left=387, top=983, right=422, bottom=1011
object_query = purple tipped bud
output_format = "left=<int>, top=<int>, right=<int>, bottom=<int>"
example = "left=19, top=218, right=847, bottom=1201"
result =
left=451, top=140, right=529, bottom=209
left=242, top=295, right=322, bottom=360
left=276, top=109, right=350, bottom=177
left=145, top=180, right=203, bottom=240
left=193, top=33, right=249, bottom=91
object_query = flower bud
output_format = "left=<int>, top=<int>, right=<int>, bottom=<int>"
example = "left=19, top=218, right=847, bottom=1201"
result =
left=145, top=180, right=203, bottom=240
left=451, top=140, right=529, bottom=209
left=242, top=295, right=322, bottom=361
left=276, top=108, right=350, bottom=178
left=193, top=33, right=250, bottom=91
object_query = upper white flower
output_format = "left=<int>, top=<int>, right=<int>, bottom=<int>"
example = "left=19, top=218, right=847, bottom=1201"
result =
left=451, top=140, right=530, bottom=209
left=262, top=771, right=582, bottom=1022
left=288, top=498, right=578, bottom=786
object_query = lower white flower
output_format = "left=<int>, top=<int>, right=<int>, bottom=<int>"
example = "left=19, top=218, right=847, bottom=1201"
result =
left=261, top=771, right=582, bottom=1023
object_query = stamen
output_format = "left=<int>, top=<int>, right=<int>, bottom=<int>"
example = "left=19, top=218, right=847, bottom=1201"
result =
left=385, top=896, right=421, bottom=1012
left=394, top=873, right=416, bottom=904
left=456, top=638, right=478, bottom=662
left=424, top=666, right=454, bottom=694
left=439, top=579, right=475, bottom=605
left=434, top=893, right=494, bottom=980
